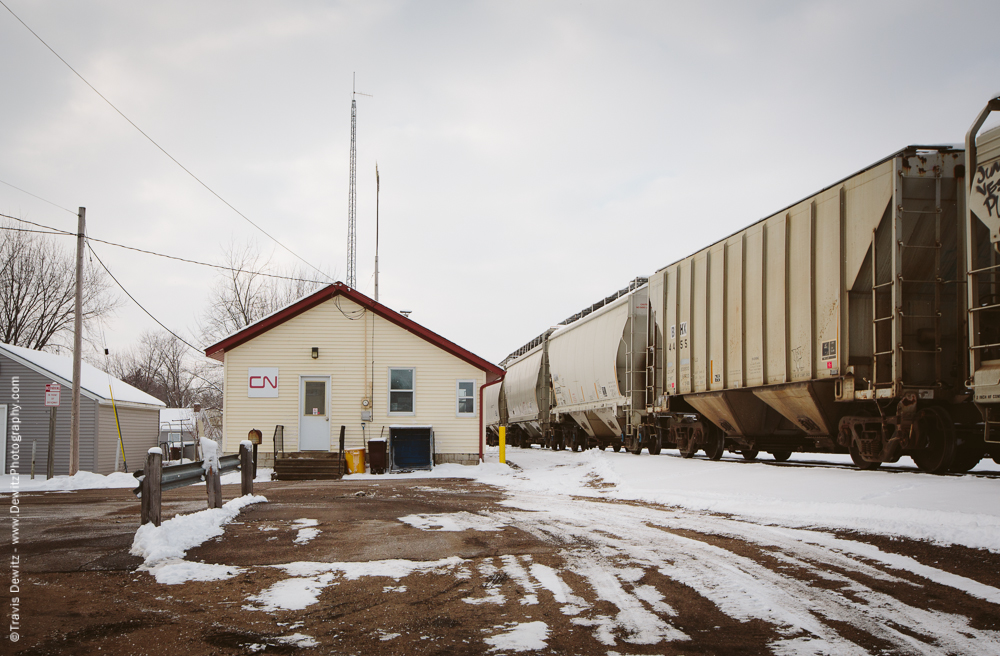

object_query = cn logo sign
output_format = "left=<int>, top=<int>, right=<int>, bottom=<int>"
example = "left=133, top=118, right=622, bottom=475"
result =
left=248, top=368, right=279, bottom=398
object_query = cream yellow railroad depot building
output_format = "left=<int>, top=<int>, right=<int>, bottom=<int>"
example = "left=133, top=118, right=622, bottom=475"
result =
left=206, top=283, right=503, bottom=467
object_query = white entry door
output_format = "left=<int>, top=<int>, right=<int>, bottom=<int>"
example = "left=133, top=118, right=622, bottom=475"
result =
left=299, top=376, right=330, bottom=451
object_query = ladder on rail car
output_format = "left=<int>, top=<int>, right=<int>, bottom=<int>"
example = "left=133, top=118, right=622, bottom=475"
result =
left=625, top=316, right=635, bottom=440
left=969, top=232, right=1000, bottom=443
left=871, top=169, right=945, bottom=392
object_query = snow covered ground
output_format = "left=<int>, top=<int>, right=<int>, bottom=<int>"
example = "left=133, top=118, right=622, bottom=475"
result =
left=11, top=445, right=999, bottom=653
left=348, top=446, right=1000, bottom=551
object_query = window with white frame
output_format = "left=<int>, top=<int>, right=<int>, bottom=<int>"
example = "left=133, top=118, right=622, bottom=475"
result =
left=389, top=367, right=415, bottom=415
left=457, top=380, right=475, bottom=416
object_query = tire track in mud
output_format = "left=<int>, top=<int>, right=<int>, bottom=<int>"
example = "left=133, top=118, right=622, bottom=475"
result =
left=482, top=494, right=1000, bottom=654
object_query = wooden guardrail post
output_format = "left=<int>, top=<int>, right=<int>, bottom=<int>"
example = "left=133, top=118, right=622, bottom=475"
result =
left=206, top=461, right=223, bottom=509
left=240, top=441, right=254, bottom=496
left=140, top=448, right=162, bottom=526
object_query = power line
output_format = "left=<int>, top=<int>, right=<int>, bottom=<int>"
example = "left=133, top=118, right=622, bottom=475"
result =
left=0, top=0, right=334, bottom=283
left=0, top=177, right=76, bottom=215
left=0, top=213, right=332, bottom=285
left=86, top=242, right=206, bottom=355
left=0, top=225, right=68, bottom=237
left=0, top=212, right=73, bottom=234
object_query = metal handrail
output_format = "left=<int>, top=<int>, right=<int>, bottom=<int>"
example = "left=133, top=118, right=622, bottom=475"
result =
left=968, top=262, right=1000, bottom=275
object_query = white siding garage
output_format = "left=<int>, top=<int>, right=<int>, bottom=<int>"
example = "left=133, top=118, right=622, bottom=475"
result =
left=0, top=343, right=164, bottom=475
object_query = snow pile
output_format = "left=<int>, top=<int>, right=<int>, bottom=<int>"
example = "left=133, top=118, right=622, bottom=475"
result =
left=145, top=559, right=244, bottom=585
left=0, top=463, right=272, bottom=494
left=220, top=467, right=273, bottom=485
left=485, top=621, right=550, bottom=652
left=275, top=634, right=318, bottom=648
left=0, top=471, right=139, bottom=493
left=292, top=518, right=321, bottom=544
left=275, top=556, right=466, bottom=580
left=131, top=494, right=267, bottom=565
left=245, top=557, right=467, bottom=612
left=200, top=437, right=221, bottom=474
left=399, top=511, right=507, bottom=532
left=244, top=574, right=337, bottom=611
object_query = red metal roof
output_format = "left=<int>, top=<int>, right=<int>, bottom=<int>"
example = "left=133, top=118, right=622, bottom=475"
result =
left=204, top=283, right=503, bottom=380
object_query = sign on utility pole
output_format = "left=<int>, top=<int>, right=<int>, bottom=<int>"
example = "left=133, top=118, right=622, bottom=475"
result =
left=45, top=383, right=61, bottom=407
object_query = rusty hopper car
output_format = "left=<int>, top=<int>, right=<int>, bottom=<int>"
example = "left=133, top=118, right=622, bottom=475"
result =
left=646, top=143, right=989, bottom=473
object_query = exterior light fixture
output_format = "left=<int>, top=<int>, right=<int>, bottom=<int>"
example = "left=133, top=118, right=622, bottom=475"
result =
left=311, top=347, right=319, bottom=359
left=400, top=310, right=412, bottom=318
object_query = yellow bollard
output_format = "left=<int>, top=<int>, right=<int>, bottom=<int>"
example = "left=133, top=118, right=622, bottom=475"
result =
left=499, top=425, right=506, bottom=465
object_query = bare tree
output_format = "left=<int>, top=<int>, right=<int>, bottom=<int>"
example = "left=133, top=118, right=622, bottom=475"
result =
left=200, top=239, right=329, bottom=345
left=105, top=331, right=219, bottom=408
left=0, top=221, right=119, bottom=350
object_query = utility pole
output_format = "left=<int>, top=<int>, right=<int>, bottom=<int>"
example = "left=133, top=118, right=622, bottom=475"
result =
left=375, top=163, right=380, bottom=302
left=70, top=207, right=85, bottom=476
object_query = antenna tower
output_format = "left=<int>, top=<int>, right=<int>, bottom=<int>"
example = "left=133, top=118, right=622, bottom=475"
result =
left=346, top=75, right=372, bottom=290
left=347, top=80, right=358, bottom=289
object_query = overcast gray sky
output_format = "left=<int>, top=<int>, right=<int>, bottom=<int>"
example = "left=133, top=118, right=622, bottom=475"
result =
left=2, top=0, right=999, bottom=365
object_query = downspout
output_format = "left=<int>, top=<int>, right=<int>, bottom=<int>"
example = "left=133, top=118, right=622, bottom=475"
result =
left=479, top=373, right=505, bottom=463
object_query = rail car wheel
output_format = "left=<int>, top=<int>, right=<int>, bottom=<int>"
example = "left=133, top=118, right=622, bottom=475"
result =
left=910, top=406, right=956, bottom=474
left=770, top=450, right=792, bottom=463
left=571, top=432, right=582, bottom=452
left=627, top=434, right=643, bottom=455
left=848, top=437, right=881, bottom=470
left=741, top=450, right=759, bottom=461
left=949, top=447, right=982, bottom=473
left=680, top=439, right=697, bottom=458
left=703, top=426, right=725, bottom=461
left=648, top=432, right=662, bottom=456
left=612, top=441, right=622, bottom=453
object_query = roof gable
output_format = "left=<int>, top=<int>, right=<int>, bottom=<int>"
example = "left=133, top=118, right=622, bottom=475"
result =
left=205, top=283, right=503, bottom=379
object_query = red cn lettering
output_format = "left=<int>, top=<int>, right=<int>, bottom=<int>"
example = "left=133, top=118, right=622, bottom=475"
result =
left=249, top=376, right=263, bottom=388
left=262, top=376, right=277, bottom=389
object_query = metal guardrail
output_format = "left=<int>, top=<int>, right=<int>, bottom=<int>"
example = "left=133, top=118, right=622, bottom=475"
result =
left=133, top=454, right=240, bottom=497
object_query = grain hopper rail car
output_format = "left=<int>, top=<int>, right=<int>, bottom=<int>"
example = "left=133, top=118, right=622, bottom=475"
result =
left=487, top=95, right=1000, bottom=474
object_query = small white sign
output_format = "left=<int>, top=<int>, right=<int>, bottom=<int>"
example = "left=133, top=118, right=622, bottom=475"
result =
left=312, top=408, right=319, bottom=415
left=45, top=383, right=61, bottom=407
left=248, top=368, right=279, bottom=398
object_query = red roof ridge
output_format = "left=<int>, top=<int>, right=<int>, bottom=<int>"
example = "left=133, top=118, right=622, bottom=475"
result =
left=204, top=283, right=503, bottom=379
